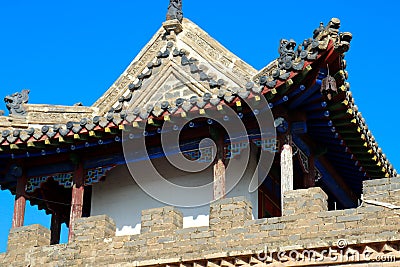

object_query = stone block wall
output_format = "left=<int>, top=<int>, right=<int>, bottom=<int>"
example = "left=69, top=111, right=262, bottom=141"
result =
left=7, top=224, right=50, bottom=251
left=363, top=177, right=400, bottom=206
left=141, top=206, right=183, bottom=234
left=71, top=215, right=116, bottom=242
left=282, top=187, right=328, bottom=216
left=209, top=196, right=253, bottom=230
left=1, top=177, right=400, bottom=266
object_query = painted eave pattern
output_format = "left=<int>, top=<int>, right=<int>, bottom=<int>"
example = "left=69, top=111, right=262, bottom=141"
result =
left=0, top=18, right=396, bottom=181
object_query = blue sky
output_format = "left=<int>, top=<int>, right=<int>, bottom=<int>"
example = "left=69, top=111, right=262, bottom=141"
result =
left=0, top=1, right=399, bottom=252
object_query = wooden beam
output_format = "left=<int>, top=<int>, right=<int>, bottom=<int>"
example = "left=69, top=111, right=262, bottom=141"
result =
left=68, top=161, right=84, bottom=241
left=292, top=134, right=358, bottom=207
left=12, top=172, right=27, bottom=228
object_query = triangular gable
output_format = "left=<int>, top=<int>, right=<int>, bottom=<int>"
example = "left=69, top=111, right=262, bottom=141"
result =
left=92, top=18, right=257, bottom=116
left=125, top=61, right=214, bottom=112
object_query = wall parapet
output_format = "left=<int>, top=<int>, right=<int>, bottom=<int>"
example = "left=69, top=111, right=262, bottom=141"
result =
left=363, top=177, right=400, bottom=207
left=7, top=224, right=50, bottom=252
left=2, top=177, right=400, bottom=266
left=71, top=215, right=116, bottom=243
left=282, top=187, right=328, bottom=216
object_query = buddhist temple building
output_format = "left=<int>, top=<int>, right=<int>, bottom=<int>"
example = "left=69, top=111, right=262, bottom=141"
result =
left=1, top=1, right=399, bottom=266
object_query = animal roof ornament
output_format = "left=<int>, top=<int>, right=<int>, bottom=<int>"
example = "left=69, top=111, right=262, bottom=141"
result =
left=4, top=89, right=30, bottom=117
left=166, top=0, right=183, bottom=22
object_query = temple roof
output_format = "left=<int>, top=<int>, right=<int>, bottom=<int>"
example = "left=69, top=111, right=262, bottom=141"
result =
left=0, top=18, right=256, bottom=128
left=0, top=17, right=397, bottom=182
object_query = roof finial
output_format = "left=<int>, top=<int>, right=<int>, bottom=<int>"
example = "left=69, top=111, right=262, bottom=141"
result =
left=166, top=0, right=183, bottom=22
left=4, top=89, right=30, bottom=117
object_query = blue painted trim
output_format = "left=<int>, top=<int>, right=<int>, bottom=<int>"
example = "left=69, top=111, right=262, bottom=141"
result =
left=302, top=101, right=328, bottom=112
left=292, top=134, right=356, bottom=207
left=291, top=122, right=308, bottom=135
left=23, top=132, right=274, bottom=178
left=27, top=162, right=76, bottom=177
left=269, top=85, right=306, bottom=108
left=288, top=69, right=326, bottom=110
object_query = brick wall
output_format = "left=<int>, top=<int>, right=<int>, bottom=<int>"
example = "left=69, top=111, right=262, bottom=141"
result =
left=1, top=177, right=400, bottom=266
left=363, top=177, right=400, bottom=206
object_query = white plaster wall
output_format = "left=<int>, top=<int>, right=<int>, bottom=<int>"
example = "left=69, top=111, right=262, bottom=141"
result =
left=91, top=147, right=259, bottom=236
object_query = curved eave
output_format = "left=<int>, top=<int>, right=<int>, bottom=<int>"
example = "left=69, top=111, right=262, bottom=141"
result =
left=268, top=40, right=396, bottom=183
left=0, top=22, right=396, bottom=181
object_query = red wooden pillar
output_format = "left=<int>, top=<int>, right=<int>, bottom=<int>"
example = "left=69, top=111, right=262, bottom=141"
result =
left=213, top=127, right=226, bottom=200
left=68, top=161, right=85, bottom=241
left=12, top=173, right=27, bottom=228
